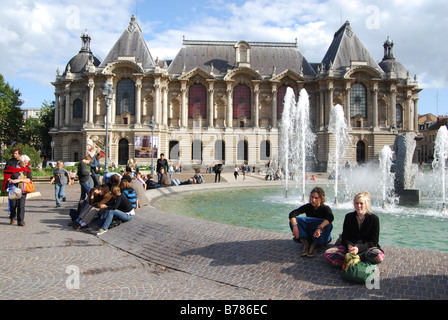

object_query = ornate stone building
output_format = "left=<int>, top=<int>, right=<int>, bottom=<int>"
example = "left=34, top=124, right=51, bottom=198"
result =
left=50, top=16, right=421, bottom=171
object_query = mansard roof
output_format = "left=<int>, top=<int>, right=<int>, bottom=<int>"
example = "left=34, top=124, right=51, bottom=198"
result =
left=99, top=15, right=155, bottom=70
left=321, top=21, right=381, bottom=73
left=167, top=39, right=315, bottom=78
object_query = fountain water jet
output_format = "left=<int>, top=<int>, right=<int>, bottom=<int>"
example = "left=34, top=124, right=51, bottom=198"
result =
left=432, top=125, right=448, bottom=212
left=379, top=145, right=395, bottom=209
left=328, top=104, right=350, bottom=205
left=280, top=88, right=295, bottom=198
left=280, top=87, right=316, bottom=200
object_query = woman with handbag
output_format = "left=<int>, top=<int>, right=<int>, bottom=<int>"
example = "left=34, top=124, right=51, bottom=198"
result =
left=7, top=155, right=33, bottom=226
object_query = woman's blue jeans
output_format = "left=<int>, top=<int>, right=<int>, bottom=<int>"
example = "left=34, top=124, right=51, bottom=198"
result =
left=98, top=209, right=133, bottom=230
left=290, top=216, right=333, bottom=246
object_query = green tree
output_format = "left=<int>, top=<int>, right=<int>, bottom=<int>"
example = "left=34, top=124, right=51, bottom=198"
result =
left=20, top=117, right=41, bottom=151
left=3, top=143, right=41, bottom=167
left=37, top=100, right=55, bottom=158
left=0, top=74, right=24, bottom=150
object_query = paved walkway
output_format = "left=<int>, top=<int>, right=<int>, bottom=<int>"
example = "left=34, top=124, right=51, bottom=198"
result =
left=0, top=172, right=447, bottom=301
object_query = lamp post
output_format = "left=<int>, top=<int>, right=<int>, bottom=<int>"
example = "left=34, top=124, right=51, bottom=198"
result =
left=102, top=81, right=114, bottom=174
left=50, top=141, right=55, bottom=162
left=149, top=119, right=155, bottom=176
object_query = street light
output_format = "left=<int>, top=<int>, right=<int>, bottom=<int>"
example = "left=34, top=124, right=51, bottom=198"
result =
left=50, top=141, right=55, bottom=162
left=149, top=119, right=155, bottom=176
left=102, top=81, right=114, bottom=174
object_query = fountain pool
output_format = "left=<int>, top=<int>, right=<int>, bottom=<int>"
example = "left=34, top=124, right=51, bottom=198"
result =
left=154, top=186, right=448, bottom=252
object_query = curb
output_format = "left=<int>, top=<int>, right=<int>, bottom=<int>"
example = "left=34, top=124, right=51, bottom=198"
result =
left=0, top=191, right=41, bottom=204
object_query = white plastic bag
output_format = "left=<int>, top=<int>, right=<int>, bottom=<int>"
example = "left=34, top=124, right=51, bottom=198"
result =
left=8, top=185, right=22, bottom=200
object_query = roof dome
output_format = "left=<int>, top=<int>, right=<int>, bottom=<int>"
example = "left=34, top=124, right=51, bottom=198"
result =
left=64, top=30, right=101, bottom=75
left=379, top=59, right=408, bottom=79
left=378, top=36, right=408, bottom=79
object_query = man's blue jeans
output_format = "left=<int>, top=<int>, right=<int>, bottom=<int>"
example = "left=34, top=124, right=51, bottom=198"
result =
left=290, top=216, right=333, bottom=246
left=79, top=181, right=91, bottom=201
left=55, top=184, right=66, bottom=206
left=98, top=209, right=133, bottom=230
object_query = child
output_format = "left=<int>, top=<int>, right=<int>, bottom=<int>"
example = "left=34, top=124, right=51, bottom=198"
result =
left=50, top=161, right=72, bottom=207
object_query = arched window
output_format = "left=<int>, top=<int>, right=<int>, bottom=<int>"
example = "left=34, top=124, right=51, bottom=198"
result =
left=189, top=84, right=207, bottom=118
left=192, top=140, right=202, bottom=160
left=118, top=138, right=129, bottom=166
left=350, top=83, right=367, bottom=118
left=116, top=78, right=135, bottom=115
left=237, top=140, right=248, bottom=162
left=356, top=141, right=366, bottom=164
left=73, top=99, right=83, bottom=119
left=396, top=104, right=403, bottom=128
left=169, top=140, right=179, bottom=160
left=277, top=85, right=287, bottom=119
left=233, top=84, right=251, bottom=119
left=260, top=140, right=271, bottom=160
left=214, top=140, right=225, bottom=161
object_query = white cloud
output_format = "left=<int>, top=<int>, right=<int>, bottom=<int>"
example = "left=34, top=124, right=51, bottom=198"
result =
left=1, top=0, right=447, bottom=114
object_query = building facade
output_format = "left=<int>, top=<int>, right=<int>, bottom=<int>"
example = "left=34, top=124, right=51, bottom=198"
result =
left=50, top=16, right=421, bottom=171
left=417, top=114, right=447, bottom=164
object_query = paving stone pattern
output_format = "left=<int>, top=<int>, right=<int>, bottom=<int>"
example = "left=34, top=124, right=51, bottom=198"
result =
left=1, top=173, right=447, bottom=300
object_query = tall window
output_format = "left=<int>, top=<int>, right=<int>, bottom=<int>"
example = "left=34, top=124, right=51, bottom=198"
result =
left=215, top=140, right=225, bottom=161
left=260, top=140, right=271, bottom=160
left=350, top=83, right=367, bottom=118
left=116, top=78, right=135, bottom=115
left=396, top=104, right=403, bottom=128
left=233, top=84, right=251, bottom=119
left=73, top=99, right=83, bottom=119
left=277, top=85, right=287, bottom=119
left=189, top=84, right=207, bottom=118
left=192, top=140, right=202, bottom=160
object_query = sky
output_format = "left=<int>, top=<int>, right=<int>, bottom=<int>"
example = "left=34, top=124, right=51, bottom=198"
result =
left=1, top=0, right=447, bottom=117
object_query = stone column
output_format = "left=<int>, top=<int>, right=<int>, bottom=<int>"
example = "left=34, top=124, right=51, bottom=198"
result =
left=181, top=81, right=187, bottom=128
left=319, top=85, right=325, bottom=130
left=390, top=85, right=397, bottom=128
left=207, top=81, right=214, bottom=127
left=226, top=82, right=233, bottom=128
left=253, top=81, right=260, bottom=128
left=162, top=84, right=168, bottom=126
left=372, top=83, right=378, bottom=129
left=54, top=93, right=60, bottom=127
left=271, top=83, right=278, bottom=128
left=64, top=84, right=70, bottom=127
left=345, top=83, right=351, bottom=129
left=88, top=78, right=95, bottom=125
left=135, top=77, right=142, bottom=126
left=154, top=79, right=161, bottom=124
left=414, top=98, right=419, bottom=132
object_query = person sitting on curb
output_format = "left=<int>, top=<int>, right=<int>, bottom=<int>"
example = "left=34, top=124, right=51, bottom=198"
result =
left=288, top=187, right=334, bottom=258
left=96, top=186, right=135, bottom=235
left=120, top=175, right=139, bottom=210
left=73, top=184, right=112, bottom=230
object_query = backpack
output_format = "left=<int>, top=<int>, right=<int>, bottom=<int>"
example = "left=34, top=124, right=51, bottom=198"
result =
left=196, top=174, right=204, bottom=184
left=342, top=253, right=377, bottom=284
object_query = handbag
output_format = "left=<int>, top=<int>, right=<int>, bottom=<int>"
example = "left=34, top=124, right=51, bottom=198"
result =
left=24, top=181, right=35, bottom=193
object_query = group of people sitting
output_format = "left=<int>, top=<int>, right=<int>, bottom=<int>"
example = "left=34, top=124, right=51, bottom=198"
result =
left=70, top=170, right=148, bottom=235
